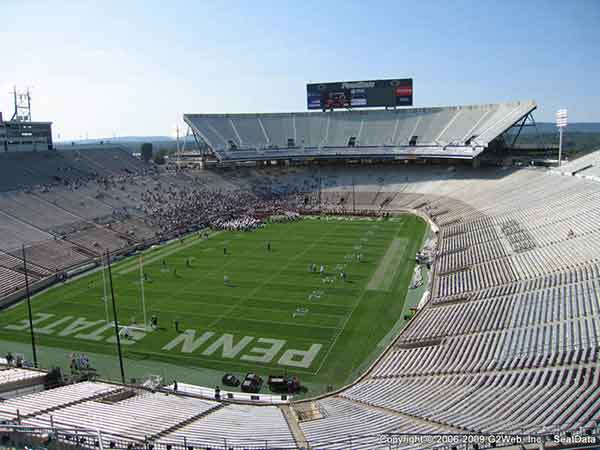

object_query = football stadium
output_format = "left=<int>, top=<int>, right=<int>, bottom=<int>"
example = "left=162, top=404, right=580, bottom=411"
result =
left=2, top=3, right=600, bottom=450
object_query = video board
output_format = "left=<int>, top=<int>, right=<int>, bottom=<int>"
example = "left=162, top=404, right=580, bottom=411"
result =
left=307, top=78, right=413, bottom=110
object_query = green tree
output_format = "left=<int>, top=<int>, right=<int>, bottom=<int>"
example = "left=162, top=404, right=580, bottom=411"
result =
left=153, top=148, right=168, bottom=165
left=141, top=143, right=153, bottom=163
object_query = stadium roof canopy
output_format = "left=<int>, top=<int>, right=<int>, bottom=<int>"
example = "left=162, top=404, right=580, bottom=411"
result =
left=184, top=100, right=536, bottom=162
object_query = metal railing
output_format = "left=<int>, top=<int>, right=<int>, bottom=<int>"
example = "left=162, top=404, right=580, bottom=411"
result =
left=2, top=424, right=599, bottom=450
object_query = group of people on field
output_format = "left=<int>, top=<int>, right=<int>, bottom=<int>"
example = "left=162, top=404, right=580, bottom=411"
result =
left=140, top=184, right=305, bottom=235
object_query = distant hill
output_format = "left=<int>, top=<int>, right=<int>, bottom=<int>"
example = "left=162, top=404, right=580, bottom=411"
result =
left=55, top=136, right=199, bottom=153
left=504, top=122, right=600, bottom=156
left=56, top=136, right=176, bottom=144
left=517, top=122, right=600, bottom=134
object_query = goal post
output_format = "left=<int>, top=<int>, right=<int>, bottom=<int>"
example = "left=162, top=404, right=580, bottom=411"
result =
left=101, top=254, right=150, bottom=330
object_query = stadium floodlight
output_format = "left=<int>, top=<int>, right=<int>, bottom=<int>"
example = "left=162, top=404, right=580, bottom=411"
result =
left=556, top=109, right=568, bottom=167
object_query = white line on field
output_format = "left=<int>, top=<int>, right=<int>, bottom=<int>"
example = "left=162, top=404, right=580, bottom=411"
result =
left=205, top=222, right=344, bottom=330
left=116, top=231, right=223, bottom=275
left=312, top=226, right=384, bottom=375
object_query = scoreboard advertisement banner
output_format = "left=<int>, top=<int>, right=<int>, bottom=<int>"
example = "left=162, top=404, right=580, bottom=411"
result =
left=307, top=78, right=413, bottom=110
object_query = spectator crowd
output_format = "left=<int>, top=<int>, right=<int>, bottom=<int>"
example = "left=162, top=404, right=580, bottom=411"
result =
left=141, top=184, right=306, bottom=233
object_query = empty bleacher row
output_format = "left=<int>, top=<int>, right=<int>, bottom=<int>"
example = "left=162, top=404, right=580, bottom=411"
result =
left=36, top=189, right=115, bottom=220
left=160, top=404, right=294, bottom=448
left=0, top=367, right=46, bottom=387
left=27, top=391, right=221, bottom=445
left=434, top=257, right=519, bottom=298
left=0, top=192, right=81, bottom=231
left=0, top=145, right=146, bottom=192
left=107, top=218, right=158, bottom=241
left=64, top=227, right=132, bottom=255
left=339, top=367, right=599, bottom=435
left=407, top=279, right=598, bottom=371
left=553, top=151, right=600, bottom=178
left=0, top=266, right=28, bottom=297
left=7, top=239, right=93, bottom=272
left=436, top=239, right=507, bottom=273
left=0, top=209, right=54, bottom=251
left=0, top=250, right=51, bottom=278
left=0, top=382, right=119, bottom=421
left=297, top=396, right=447, bottom=449
left=376, top=318, right=598, bottom=378
left=0, top=152, right=88, bottom=192
left=1, top=380, right=297, bottom=449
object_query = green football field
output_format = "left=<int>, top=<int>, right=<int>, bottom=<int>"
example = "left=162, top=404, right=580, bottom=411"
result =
left=0, top=215, right=427, bottom=395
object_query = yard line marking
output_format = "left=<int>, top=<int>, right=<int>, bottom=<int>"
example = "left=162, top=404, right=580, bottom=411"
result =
left=312, top=287, right=368, bottom=376
left=52, top=298, right=343, bottom=331
left=313, top=227, right=389, bottom=375
left=366, top=238, right=407, bottom=291
left=139, top=233, right=257, bottom=312
left=206, top=221, right=344, bottom=330
left=146, top=288, right=356, bottom=311
left=116, top=231, right=224, bottom=275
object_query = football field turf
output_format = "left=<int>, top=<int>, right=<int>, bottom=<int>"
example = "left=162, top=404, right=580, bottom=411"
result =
left=0, top=215, right=427, bottom=395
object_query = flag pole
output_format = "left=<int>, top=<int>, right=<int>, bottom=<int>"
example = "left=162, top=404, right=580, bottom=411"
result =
left=139, top=254, right=147, bottom=330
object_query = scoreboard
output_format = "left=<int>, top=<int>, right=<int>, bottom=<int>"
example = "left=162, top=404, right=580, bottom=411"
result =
left=307, top=78, right=413, bottom=110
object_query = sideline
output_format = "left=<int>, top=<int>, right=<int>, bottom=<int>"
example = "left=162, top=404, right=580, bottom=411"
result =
left=116, top=231, right=222, bottom=275
left=366, top=238, right=406, bottom=291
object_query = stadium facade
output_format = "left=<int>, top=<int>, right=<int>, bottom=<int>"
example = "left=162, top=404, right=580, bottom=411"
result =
left=184, top=100, right=536, bottom=162
left=0, top=115, right=53, bottom=152
left=0, top=89, right=54, bottom=152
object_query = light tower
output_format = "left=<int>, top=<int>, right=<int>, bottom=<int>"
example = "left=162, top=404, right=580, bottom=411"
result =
left=11, top=86, right=32, bottom=122
left=556, top=109, right=568, bottom=167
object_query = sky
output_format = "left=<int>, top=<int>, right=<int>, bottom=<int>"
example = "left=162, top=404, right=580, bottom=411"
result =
left=1, top=0, right=599, bottom=140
